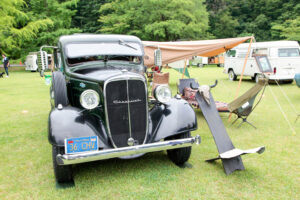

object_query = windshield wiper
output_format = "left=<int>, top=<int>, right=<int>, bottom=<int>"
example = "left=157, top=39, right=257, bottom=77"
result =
left=118, top=39, right=137, bottom=50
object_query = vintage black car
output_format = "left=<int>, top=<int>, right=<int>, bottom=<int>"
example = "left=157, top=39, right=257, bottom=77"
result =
left=40, top=34, right=200, bottom=183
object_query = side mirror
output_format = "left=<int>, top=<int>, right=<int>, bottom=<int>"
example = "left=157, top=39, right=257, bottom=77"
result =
left=37, top=50, right=48, bottom=77
left=154, top=49, right=162, bottom=68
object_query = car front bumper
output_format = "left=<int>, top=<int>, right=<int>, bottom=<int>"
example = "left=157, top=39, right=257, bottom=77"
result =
left=57, top=135, right=201, bottom=165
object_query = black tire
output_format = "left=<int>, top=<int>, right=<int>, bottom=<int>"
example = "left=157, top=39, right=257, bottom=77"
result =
left=51, top=71, right=69, bottom=107
left=255, top=73, right=263, bottom=83
left=52, top=145, right=73, bottom=183
left=228, top=69, right=237, bottom=81
left=166, top=132, right=192, bottom=165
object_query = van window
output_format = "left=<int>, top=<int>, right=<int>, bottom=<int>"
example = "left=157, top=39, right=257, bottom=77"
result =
left=252, top=48, right=268, bottom=57
left=237, top=50, right=249, bottom=58
left=278, top=48, right=300, bottom=57
left=226, top=50, right=236, bottom=57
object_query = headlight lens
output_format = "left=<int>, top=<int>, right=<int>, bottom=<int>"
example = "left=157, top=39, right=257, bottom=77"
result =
left=154, top=85, right=172, bottom=103
left=80, top=89, right=100, bottom=110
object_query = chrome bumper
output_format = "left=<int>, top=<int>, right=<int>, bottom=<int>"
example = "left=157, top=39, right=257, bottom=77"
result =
left=57, top=135, right=201, bottom=165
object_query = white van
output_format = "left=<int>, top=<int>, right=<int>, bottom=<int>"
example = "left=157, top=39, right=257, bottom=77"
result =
left=25, top=52, right=38, bottom=71
left=25, top=52, right=54, bottom=72
left=224, top=41, right=300, bottom=83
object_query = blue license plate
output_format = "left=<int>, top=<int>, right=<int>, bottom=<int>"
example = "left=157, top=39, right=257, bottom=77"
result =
left=65, top=136, right=98, bottom=154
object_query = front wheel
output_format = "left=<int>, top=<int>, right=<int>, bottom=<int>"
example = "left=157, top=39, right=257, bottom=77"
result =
left=52, top=145, right=73, bottom=183
left=228, top=70, right=237, bottom=81
left=255, top=73, right=264, bottom=83
left=51, top=71, right=69, bottom=107
left=166, top=132, right=192, bottom=165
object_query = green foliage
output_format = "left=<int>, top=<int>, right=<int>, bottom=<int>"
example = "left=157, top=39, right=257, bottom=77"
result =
left=206, top=0, right=239, bottom=38
left=22, top=0, right=81, bottom=56
left=272, top=17, right=300, bottom=41
left=99, top=0, right=210, bottom=41
left=0, top=0, right=52, bottom=57
left=71, top=0, right=106, bottom=33
left=1, top=0, right=300, bottom=60
left=206, top=0, right=300, bottom=41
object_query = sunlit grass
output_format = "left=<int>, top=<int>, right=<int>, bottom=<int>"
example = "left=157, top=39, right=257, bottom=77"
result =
left=0, top=67, right=299, bottom=199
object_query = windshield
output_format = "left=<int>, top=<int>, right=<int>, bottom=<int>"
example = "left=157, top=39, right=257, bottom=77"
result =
left=65, top=42, right=143, bottom=67
left=65, top=42, right=143, bottom=58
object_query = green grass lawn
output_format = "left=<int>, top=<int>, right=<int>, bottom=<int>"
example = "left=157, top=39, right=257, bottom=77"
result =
left=0, top=67, right=299, bottom=199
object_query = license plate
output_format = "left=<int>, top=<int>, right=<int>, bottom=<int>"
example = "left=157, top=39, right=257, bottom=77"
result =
left=65, top=136, right=98, bottom=154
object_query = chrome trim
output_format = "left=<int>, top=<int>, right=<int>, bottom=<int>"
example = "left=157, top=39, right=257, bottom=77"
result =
left=57, top=135, right=201, bottom=165
left=126, top=79, right=132, bottom=138
left=103, top=73, right=148, bottom=148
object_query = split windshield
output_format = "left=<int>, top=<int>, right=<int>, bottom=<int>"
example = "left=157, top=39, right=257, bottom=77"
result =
left=65, top=42, right=143, bottom=67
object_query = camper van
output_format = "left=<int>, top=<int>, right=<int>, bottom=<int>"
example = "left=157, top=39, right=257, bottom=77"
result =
left=25, top=52, right=54, bottom=72
left=224, top=41, right=300, bottom=83
left=25, top=52, right=38, bottom=71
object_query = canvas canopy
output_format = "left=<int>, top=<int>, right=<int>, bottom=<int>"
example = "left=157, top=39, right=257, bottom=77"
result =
left=143, top=36, right=253, bottom=68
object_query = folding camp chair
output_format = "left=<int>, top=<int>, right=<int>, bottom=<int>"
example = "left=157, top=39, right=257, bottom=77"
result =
left=218, top=78, right=267, bottom=128
left=178, top=78, right=267, bottom=129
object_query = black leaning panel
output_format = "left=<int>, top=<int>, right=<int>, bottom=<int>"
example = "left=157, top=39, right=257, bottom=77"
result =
left=195, top=92, right=235, bottom=153
left=195, top=91, right=245, bottom=174
left=128, top=80, right=147, bottom=145
left=106, top=80, right=130, bottom=147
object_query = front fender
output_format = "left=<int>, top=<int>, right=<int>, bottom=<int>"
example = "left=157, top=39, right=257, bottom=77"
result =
left=48, top=107, right=109, bottom=148
left=148, top=98, right=197, bottom=142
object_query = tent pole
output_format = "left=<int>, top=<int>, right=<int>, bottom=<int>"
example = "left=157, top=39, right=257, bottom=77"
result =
left=182, top=59, right=187, bottom=79
left=229, top=36, right=254, bottom=121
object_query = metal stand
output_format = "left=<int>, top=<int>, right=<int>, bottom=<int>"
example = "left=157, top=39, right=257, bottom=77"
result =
left=232, top=116, right=257, bottom=129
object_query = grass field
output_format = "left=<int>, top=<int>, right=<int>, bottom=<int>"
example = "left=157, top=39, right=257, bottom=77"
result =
left=0, top=67, right=299, bottom=199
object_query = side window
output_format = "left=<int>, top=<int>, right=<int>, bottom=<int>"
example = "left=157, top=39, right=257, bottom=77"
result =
left=252, top=48, right=268, bottom=57
left=278, top=48, right=300, bottom=57
left=226, top=50, right=236, bottom=57
left=237, top=50, right=248, bottom=58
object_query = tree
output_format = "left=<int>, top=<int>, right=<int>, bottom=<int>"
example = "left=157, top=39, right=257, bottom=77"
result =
left=0, top=0, right=52, bottom=57
left=206, top=0, right=239, bottom=38
left=272, top=17, right=300, bottom=42
left=99, top=0, right=210, bottom=41
left=71, top=0, right=106, bottom=33
left=25, top=0, right=81, bottom=46
left=222, top=0, right=300, bottom=41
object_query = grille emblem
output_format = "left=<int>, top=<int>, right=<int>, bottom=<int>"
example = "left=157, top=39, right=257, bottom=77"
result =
left=127, top=137, right=139, bottom=146
left=127, top=138, right=135, bottom=146
left=113, top=99, right=141, bottom=104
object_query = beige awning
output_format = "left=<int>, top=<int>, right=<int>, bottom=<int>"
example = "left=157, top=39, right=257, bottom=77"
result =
left=143, top=36, right=253, bottom=68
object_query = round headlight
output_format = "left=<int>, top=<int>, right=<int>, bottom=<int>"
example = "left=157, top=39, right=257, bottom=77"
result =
left=80, top=89, right=100, bottom=110
left=154, top=85, right=172, bottom=103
